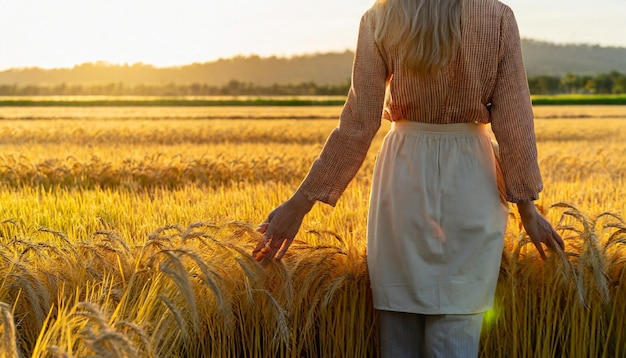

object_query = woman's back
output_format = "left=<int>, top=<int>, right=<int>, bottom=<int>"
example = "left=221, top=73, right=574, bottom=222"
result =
left=374, top=0, right=529, bottom=125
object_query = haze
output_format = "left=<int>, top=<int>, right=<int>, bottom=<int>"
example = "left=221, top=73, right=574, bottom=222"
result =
left=0, top=0, right=624, bottom=70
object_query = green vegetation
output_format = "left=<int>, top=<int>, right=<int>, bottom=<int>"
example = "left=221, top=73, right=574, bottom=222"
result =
left=529, top=71, right=626, bottom=95
left=0, top=97, right=347, bottom=107
left=0, top=80, right=352, bottom=98
left=0, top=71, right=625, bottom=97
left=531, top=94, right=626, bottom=105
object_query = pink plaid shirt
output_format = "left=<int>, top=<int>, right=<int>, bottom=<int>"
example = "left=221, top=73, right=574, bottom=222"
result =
left=299, top=0, right=542, bottom=205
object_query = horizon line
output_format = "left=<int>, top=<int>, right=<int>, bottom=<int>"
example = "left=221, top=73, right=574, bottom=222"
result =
left=1, top=38, right=625, bottom=72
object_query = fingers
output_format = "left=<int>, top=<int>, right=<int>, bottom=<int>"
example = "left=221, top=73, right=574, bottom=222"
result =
left=252, top=238, right=270, bottom=262
left=253, top=208, right=295, bottom=261
left=541, top=221, right=565, bottom=254
left=267, top=235, right=288, bottom=260
left=256, top=211, right=275, bottom=234
left=253, top=214, right=285, bottom=261
left=256, top=222, right=269, bottom=234
left=253, top=213, right=273, bottom=260
left=556, top=238, right=565, bottom=251
left=528, top=215, right=565, bottom=260
left=252, top=240, right=265, bottom=255
left=531, top=230, right=565, bottom=261
left=252, top=235, right=289, bottom=262
left=532, top=240, right=548, bottom=261
left=552, top=228, right=565, bottom=251
left=252, top=220, right=270, bottom=261
left=275, top=238, right=293, bottom=261
left=544, top=233, right=560, bottom=252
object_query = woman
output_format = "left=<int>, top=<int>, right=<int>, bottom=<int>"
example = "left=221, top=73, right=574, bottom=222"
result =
left=253, top=0, right=564, bottom=356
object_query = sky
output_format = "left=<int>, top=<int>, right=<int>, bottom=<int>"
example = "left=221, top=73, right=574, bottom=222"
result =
left=0, top=0, right=625, bottom=71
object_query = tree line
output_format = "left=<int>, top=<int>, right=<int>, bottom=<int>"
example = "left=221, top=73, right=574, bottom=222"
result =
left=0, top=72, right=624, bottom=97
left=528, top=71, right=625, bottom=95
left=0, top=80, right=351, bottom=97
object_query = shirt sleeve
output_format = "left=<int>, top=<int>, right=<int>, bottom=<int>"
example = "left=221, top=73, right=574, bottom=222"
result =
left=297, top=12, right=388, bottom=206
left=489, top=7, right=543, bottom=203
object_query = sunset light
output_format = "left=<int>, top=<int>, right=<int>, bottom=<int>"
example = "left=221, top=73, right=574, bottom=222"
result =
left=0, top=0, right=371, bottom=69
left=1, top=0, right=625, bottom=70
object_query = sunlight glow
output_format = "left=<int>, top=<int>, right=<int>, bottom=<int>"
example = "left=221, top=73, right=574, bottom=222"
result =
left=0, top=0, right=624, bottom=70
left=0, top=0, right=371, bottom=70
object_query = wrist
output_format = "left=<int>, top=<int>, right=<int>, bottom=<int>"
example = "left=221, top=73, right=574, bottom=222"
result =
left=291, top=190, right=316, bottom=213
left=516, top=201, right=537, bottom=219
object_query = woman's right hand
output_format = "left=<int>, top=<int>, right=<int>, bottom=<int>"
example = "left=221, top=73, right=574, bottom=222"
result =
left=252, top=190, right=315, bottom=262
left=517, top=201, right=565, bottom=260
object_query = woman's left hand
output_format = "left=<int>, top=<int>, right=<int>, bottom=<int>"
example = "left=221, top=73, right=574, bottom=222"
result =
left=517, top=201, right=565, bottom=260
left=252, top=190, right=315, bottom=261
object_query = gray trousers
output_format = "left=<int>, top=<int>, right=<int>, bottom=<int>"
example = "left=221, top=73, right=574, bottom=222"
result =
left=378, top=310, right=484, bottom=358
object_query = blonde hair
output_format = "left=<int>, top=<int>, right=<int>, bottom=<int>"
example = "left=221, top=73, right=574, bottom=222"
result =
left=373, top=0, right=462, bottom=74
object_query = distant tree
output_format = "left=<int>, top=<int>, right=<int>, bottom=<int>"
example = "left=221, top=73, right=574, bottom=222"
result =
left=583, top=78, right=597, bottom=94
left=0, top=85, right=17, bottom=95
left=528, top=75, right=561, bottom=94
left=609, top=71, right=625, bottom=94
left=1, top=72, right=622, bottom=96
left=189, top=83, right=202, bottom=96
left=560, top=73, right=579, bottom=94
left=595, top=74, right=614, bottom=94
left=23, top=85, right=41, bottom=96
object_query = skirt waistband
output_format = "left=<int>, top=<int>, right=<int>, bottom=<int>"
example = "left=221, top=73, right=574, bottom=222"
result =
left=391, top=121, right=485, bottom=134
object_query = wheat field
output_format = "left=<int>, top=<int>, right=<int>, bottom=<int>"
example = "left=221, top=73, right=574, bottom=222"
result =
left=0, top=105, right=625, bottom=357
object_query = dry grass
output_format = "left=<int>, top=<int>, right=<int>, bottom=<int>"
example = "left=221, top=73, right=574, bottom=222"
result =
left=0, top=105, right=343, bottom=120
left=0, top=106, right=624, bottom=356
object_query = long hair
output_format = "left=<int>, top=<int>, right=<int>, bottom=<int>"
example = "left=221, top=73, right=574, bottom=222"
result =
left=373, top=0, right=462, bottom=74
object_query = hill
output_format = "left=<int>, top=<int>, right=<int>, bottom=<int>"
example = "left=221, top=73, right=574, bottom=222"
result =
left=0, top=52, right=354, bottom=87
left=1, top=40, right=625, bottom=87
left=522, top=40, right=626, bottom=76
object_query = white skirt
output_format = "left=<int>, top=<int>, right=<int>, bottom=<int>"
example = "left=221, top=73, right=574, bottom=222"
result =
left=367, top=121, right=508, bottom=315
